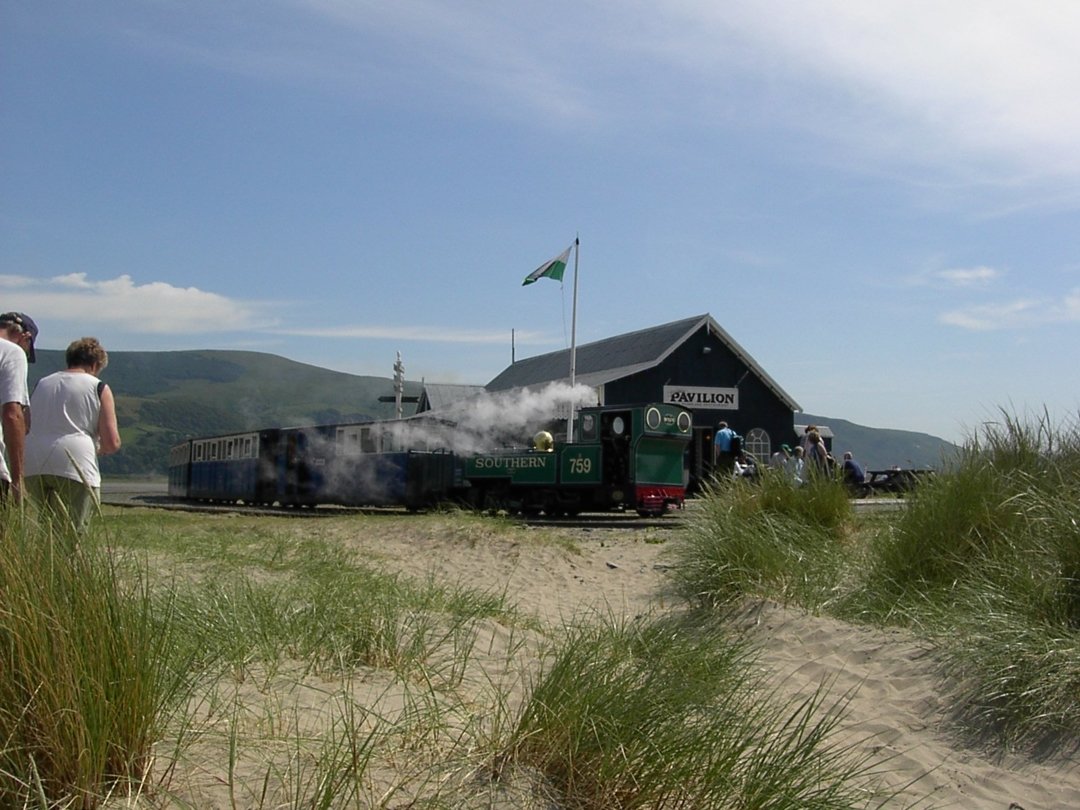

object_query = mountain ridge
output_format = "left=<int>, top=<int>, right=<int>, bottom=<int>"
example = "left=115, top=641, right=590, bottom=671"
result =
left=27, top=349, right=955, bottom=475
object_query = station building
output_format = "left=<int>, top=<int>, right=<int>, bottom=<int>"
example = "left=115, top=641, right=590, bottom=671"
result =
left=483, top=313, right=803, bottom=488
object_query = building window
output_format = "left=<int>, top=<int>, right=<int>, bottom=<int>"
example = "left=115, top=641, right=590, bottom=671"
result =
left=744, top=428, right=771, bottom=463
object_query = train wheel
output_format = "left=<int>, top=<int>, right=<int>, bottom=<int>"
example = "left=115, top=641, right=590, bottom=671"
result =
left=637, top=508, right=662, bottom=518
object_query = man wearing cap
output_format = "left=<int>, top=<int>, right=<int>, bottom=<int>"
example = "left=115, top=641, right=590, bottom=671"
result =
left=769, top=443, right=792, bottom=471
left=0, top=312, right=38, bottom=502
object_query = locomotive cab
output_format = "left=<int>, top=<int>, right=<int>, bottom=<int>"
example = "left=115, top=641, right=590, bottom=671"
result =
left=573, top=403, right=692, bottom=515
left=597, top=409, right=632, bottom=505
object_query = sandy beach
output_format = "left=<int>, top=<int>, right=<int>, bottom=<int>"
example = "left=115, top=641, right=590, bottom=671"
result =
left=322, top=516, right=1080, bottom=810
left=95, top=495, right=1080, bottom=809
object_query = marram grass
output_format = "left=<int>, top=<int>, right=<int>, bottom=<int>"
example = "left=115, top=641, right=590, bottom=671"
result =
left=10, top=436, right=1077, bottom=808
left=0, top=506, right=190, bottom=808
left=668, top=471, right=857, bottom=610
left=498, top=611, right=894, bottom=809
left=670, top=412, right=1080, bottom=749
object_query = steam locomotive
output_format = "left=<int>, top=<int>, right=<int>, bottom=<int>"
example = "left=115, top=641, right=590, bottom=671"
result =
left=167, top=402, right=693, bottom=516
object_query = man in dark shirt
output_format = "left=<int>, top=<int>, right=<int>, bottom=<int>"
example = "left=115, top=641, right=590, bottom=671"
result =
left=841, top=451, right=867, bottom=495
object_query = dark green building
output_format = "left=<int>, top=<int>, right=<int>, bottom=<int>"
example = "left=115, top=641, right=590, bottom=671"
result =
left=485, top=314, right=802, bottom=488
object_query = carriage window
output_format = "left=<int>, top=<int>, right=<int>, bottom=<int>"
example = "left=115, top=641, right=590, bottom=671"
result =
left=361, top=427, right=376, bottom=453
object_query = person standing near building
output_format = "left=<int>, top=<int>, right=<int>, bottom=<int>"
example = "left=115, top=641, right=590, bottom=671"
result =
left=713, top=420, right=739, bottom=475
left=0, top=312, right=37, bottom=503
left=769, top=443, right=792, bottom=471
left=790, top=445, right=806, bottom=485
left=804, top=430, right=830, bottom=478
left=24, top=337, right=121, bottom=534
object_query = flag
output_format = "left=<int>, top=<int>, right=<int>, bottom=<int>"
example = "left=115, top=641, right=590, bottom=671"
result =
left=522, top=244, right=573, bottom=286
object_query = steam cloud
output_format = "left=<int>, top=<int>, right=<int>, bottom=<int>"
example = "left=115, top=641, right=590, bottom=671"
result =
left=390, top=382, right=600, bottom=455
left=189, top=383, right=603, bottom=507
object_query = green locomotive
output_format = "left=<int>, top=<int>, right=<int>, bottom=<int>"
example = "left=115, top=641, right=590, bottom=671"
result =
left=459, top=402, right=693, bottom=516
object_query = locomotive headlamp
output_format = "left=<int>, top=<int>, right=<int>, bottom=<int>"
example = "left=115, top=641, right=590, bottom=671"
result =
left=646, top=407, right=662, bottom=430
left=533, top=430, right=554, bottom=452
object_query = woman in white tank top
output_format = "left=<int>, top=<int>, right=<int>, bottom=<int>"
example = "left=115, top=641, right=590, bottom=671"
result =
left=25, top=337, right=121, bottom=535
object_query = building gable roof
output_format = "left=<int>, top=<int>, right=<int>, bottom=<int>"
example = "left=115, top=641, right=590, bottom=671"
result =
left=486, top=313, right=801, bottom=412
left=414, top=383, right=486, bottom=415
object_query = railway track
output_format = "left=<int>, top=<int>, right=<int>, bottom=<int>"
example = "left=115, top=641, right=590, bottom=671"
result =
left=105, top=493, right=685, bottom=528
left=102, top=482, right=901, bottom=525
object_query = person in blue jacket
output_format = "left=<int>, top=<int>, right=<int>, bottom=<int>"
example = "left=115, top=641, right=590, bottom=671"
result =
left=713, top=420, right=739, bottom=475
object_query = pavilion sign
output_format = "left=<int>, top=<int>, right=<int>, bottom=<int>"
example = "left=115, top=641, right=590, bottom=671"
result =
left=663, top=385, right=738, bottom=410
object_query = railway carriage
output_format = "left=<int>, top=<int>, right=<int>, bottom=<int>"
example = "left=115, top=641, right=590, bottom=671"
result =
left=318, top=419, right=455, bottom=509
left=183, top=429, right=280, bottom=504
left=166, top=440, right=191, bottom=498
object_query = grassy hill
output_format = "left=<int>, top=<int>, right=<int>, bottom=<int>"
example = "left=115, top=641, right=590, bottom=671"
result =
left=26, top=350, right=957, bottom=476
left=29, top=349, right=422, bottom=476
left=800, top=413, right=958, bottom=471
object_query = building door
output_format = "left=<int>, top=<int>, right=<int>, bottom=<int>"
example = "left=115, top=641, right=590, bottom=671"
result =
left=688, top=426, right=714, bottom=493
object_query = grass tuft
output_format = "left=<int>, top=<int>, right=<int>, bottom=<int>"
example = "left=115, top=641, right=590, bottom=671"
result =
left=497, top=611, right=891, bottom=809
left=0, top=507, right=190, bottom=808
left=668, top=471, right=856, bottom=610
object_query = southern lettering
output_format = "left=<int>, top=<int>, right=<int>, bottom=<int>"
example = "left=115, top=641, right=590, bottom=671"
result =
left=472, top=455, right=550, bottom=470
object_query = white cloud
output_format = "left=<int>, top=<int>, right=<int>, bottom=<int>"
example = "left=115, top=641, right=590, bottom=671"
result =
left=103, top=2, right=1080, bottom=185
left=2, top=273, right=553, bottom=351
left=935, top=266, right=1001, bottom=287
left=0, top=274, right=271, bottom=334
left=1064, top=287, right=1080, bottom=318
left=280, top=324, right=551, bottom=345
left=309, top=2, right=1080, bottom=178
left=667, top=1, right=1080, bottom=178
left=902, top=264, right=1003, bottom=289
left=939, top=299, right=1038, bottom=330
left=939, top=290, right=1080, bottom=330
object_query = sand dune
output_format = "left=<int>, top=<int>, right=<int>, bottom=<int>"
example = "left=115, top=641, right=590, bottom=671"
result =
left=338, top=518, right=1080, bottom=809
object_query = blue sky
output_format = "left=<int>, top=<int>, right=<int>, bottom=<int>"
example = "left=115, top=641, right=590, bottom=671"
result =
left=3, top=1, right=1079, bottom=444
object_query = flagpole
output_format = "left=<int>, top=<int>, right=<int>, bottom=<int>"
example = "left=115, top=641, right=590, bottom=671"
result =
left=570, top=236, right=579, bottom=387
left=568, top=236, right=580, bottom=443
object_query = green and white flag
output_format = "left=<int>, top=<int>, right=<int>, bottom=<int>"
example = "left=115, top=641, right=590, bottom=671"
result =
left=522, top=244, right=573, bottom=286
